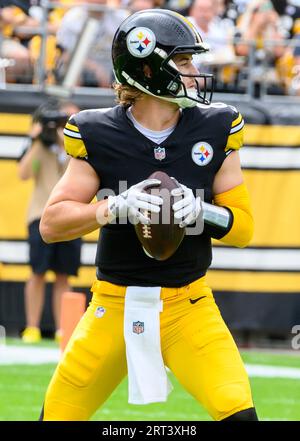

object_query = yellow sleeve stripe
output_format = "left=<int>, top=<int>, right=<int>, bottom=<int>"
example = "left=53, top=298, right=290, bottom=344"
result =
left=230, top=118, right=244, bottom=135
left=63, top=127, right=82, bottom=139
left=64, top=135, right=87, bottom=158
left=225, top=126, right=244, bottom=151
left=65, top=122, right=80, bottom=133
left=231, top=112, right=243, bottom=128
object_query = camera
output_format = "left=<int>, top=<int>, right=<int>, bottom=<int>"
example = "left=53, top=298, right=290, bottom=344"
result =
left=33, top=101, right=69, bottom=147
left=38, top=110, right=69, bottom=147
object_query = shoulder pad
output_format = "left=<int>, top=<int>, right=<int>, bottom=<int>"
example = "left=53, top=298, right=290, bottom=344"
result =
left=63, top=114, right=88, bottom=159
left=225, top=106, right=245, bottom=154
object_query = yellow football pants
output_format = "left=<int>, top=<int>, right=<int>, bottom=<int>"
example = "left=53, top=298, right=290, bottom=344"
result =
left=42, top=277, right=254, bottom=421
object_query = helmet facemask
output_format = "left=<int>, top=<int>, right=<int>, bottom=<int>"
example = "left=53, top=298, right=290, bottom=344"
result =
left=159, top=47, right=215, bottom=108
left=120, top=47, right=214, bottom=109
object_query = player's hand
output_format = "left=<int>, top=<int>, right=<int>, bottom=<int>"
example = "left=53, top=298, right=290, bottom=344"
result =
left=171, top=179, right=202, bottom=228
left=107, top=179, right=163, bottom=224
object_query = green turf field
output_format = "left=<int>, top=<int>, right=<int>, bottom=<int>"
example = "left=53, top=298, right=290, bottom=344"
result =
left=0, top=339, right=300, bottom=421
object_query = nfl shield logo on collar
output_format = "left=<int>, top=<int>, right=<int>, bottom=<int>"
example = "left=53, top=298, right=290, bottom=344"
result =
left=154, top=146, right=166, bottom=161
left=133, top=321, right=144, bottom=334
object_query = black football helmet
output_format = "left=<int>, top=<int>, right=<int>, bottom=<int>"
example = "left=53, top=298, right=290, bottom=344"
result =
left=112, top=9, right=214, bottom=108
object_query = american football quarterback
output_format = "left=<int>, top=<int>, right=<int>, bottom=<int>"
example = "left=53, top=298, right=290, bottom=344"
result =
left=39, top=9, right=257, bottom=421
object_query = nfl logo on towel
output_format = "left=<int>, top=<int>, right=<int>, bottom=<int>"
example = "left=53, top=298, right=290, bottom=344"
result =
left=133, top=321, right=144, bottom=334
left=154, top=146, right=165, bottom=161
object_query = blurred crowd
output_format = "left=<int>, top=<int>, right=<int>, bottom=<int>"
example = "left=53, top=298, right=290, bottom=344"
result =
left=0, top=0, right=300, bottom=95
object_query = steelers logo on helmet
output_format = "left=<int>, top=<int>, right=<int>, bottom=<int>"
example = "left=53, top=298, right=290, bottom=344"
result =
left=191, top=142, right=214, bottom=166
left=126, top=27, right=156, bottom=58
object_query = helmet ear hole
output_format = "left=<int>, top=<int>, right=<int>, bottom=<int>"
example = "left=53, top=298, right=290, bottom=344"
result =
left=142, top=63, right=152, bottom=79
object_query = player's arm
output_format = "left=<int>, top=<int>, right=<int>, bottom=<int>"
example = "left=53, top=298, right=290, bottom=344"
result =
left=172, top=152, right=253, bottom=248
left=40, top=157, right=163, bottom=243
left=40, top=157, right=107, bottom=243
left=202, top=108, right=253, bottom=247
left=206, top=109, right=253, bottom=248
left=209, top=150, right=254, bottom=248
left=172, top=109, right=254, bottom=248
left=40, top=114, right=164, bottom=243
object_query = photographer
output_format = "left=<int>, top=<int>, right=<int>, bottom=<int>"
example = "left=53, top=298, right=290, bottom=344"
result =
left=18, top=99, right=82, bottom=344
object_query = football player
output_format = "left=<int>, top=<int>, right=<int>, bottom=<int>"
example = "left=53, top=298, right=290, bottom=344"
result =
left=39, top=9, right=257, bottom=421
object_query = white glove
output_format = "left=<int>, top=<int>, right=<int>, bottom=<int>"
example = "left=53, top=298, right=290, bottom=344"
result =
left=107, top=179, right=163, bottom=225
left=171, top=180, right=202, bottom=228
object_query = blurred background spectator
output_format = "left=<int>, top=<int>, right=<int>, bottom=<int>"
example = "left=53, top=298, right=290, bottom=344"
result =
left=0, top=0, right=300, bottom=96
left=277, top=15, right=300, bottom=95
left=235, top=0, right=285, bottom=88
left=187, top=0, right=240, bottom=92
left=28, top=0, right=75, bottom=84
left=125, top=0, right=164, bottom=12
left=55, top=0, right=128, bottom=87
left=0, top=0, right=37, bottom=82
left=236, top=0, right=284, bottom=58
left=291, top=18, right=300, bottom=94
left=188, top=0, right=235, bottom=57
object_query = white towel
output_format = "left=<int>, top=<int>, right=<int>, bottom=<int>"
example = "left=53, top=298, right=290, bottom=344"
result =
left=124, top=286, right=173, bottom=404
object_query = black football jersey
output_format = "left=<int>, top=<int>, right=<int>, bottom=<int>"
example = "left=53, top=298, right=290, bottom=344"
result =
left=63, top=103, right=244, bottom=287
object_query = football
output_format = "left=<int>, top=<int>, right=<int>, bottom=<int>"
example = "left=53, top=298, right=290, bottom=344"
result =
left=134, top=171, right=185, bottom=260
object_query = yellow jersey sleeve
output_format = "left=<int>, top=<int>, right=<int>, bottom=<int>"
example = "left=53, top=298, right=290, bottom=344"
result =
left=63, top=116, right=88, bottom=159
left=225, top=111, right=245, bottom=154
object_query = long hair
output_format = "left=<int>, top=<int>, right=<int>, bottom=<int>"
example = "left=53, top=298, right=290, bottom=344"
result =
left=113, top=83, right=144, bottom=106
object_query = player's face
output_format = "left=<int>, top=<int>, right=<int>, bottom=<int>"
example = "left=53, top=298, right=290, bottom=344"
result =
left=173, top=54, right=200, bottom=90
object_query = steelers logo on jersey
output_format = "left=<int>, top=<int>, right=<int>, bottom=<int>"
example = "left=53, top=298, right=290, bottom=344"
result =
left=126, top=27, right=156, bottom=58
left=191, top=142, right=214, bottom=166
